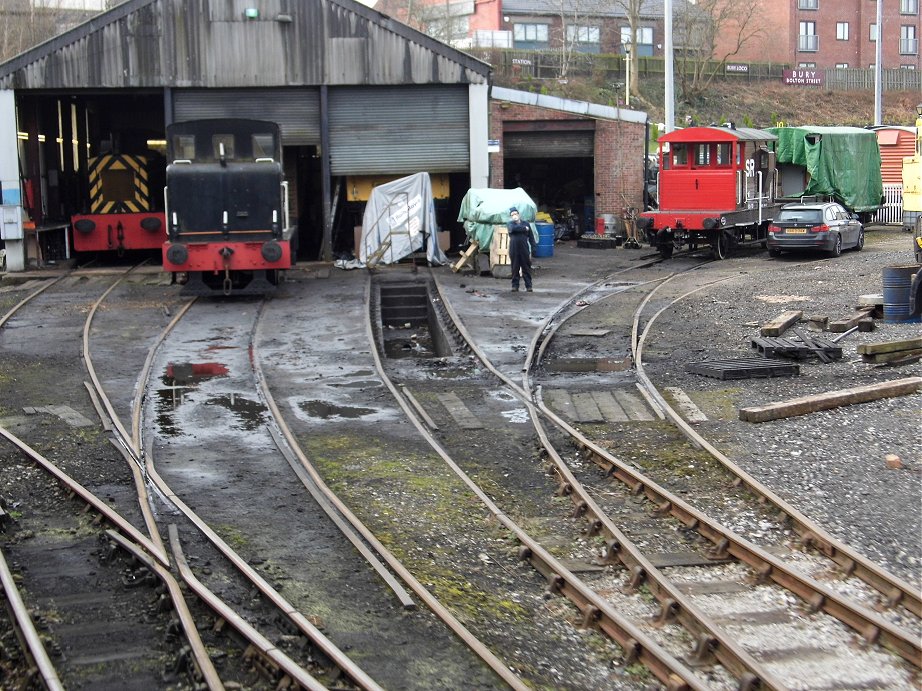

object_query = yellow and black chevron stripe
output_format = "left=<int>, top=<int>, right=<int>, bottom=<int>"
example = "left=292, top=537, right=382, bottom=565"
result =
left=88, top=154, right=152, bottom=214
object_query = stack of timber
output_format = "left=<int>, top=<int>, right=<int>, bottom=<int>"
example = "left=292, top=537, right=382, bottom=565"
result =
left=857, top=337, right=922, bottom=366
left=451, top=241, right=479, bottom=273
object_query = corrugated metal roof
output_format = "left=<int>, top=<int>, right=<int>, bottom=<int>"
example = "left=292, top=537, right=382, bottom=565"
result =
left=491, top=85, right=647, bottom=124
left=0, top=0, right=490, bottom=89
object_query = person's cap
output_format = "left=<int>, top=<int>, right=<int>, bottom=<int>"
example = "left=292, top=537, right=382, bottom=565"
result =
left=509, top=207, right=519, bottom=213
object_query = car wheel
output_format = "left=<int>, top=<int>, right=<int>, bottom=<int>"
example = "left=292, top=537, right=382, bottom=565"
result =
left=829, top=233, right=842, bottom=258
left=854, top=228, right=864, bottom=251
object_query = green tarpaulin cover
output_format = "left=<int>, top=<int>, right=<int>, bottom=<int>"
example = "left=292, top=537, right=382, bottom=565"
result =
left=767, top=126, right=883, bottom=213
left=457, top=187, right=539, bottom=250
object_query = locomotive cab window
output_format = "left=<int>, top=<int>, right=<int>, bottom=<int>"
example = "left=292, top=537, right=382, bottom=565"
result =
left=252, top=134, right=276, bottom=161
left=671, top=143, right=688, bottom=167
left=715, top=143, right=731, bottom=167
left=172, top=134, right=196, bottom=162
left=213, top=134, right=235, bottom=161
left=694, top=144, right=710, bottom=167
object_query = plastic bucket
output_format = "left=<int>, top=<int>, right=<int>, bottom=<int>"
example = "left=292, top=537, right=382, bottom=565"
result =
left=882, top=264, right=919, bottom=322
left=534, top=222, right=555, bottom=258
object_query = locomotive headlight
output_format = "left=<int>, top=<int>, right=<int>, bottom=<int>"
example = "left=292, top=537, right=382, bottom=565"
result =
left=166, top=243, right=189, bottom=265
left=261, top=240, right=283, bottom=263
left=74, top=219, right=96, bottom=234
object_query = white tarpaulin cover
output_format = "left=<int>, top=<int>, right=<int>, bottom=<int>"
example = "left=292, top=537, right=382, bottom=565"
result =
left=359, top=172, right=448, bottom=266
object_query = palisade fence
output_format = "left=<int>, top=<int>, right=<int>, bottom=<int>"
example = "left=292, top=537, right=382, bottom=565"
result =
left=477, top=49, right=922, bottom=93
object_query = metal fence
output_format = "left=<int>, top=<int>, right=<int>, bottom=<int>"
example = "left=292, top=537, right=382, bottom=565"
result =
left=480, top=49, right=922, bottom=93
left=875, top=183, right=904, bottom=225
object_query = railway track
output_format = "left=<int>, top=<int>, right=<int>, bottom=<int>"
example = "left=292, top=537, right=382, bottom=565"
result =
left=429, top=246, right=920, bottom=688
left=1, top=238, right=918, bottom=688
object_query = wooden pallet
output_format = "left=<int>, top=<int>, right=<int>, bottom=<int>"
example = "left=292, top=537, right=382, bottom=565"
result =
left=751, top=335, right=842, bottom=360
left=687, top=357, right=800, bottom=380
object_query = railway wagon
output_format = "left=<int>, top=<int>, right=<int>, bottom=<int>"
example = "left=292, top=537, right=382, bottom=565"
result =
left=162, top=119, right=294, bottom=296
left=638, top=126, right=782, bottom=259
left=71, top=152, right=165, bottom=254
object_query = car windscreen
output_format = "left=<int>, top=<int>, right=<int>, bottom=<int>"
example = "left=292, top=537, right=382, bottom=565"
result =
left=777, top=209, right=823, bottom=224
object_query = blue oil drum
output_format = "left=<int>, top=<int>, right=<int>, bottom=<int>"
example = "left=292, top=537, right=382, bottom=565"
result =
left=534, top=222, right=554, bottom=258
left=882, top=264, right=920, bottom=322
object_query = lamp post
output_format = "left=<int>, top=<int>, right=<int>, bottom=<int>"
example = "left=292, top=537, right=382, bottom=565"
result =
left=624, top=39, right=632, bottom=108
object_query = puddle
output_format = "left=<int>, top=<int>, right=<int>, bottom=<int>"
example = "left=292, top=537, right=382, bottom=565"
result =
left=202, top=394, right=267, bottom=431
left=383, top=329, right=436, bottom=359
left=299, top=400, right=376, bottom=419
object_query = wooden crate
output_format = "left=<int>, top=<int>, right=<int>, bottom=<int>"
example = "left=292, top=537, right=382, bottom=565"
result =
left=490, top=225, right=510, bottom=268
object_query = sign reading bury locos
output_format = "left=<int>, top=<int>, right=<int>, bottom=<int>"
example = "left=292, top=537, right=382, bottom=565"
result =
left=783, top=69, right=824, bottom=86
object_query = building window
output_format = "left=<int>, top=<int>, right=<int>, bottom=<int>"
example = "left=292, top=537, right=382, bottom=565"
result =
left=798, top=0, right=818, bottom=8
left=513, top=23, right=548, bottom=46
left=620, top=25, right=654, bottom=57
left=901, top=64, right=917, bottom=69
left=836, top=22, right=849, bottom=40
left=870, top=23, right=878, bottom=42
left=567, top=25, right=600, bottom=43
left=900, top=0, right=918, bottom=15
left=901, top=25, right=918, bottom=54
left=799, top=21, right=818, bottom=51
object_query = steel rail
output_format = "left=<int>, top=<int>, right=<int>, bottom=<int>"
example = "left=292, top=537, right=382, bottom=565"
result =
left=166, top=526, right=327, bottom=691
left=0, top=275, right=67, bottom=329
left=0, top=546, right=64, bottom=691
left=0, top=425, right=169, bottom=566
left=503, top=271, right=922, bottom=666
left=433, top=272, right=784, bottom=690
left=378, top=273, right=707, bottom=691
left=251, top=299, right=416, bottom=610
left=103, top=529, right=224, bottom=690
left=131, top=296, right=386, bottom=691
left=632, top=274, right=922, bottom=621
left=80, top=262, right=168, bottom=561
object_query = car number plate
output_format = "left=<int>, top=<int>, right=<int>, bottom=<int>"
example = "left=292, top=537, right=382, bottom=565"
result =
left=786, top=228, right=807, bottom=234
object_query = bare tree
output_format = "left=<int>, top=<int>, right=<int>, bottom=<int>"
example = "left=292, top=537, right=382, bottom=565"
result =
left=673, top=0, right=764, bottom=104
left=0, top=0, right=109, bottom=62
left=608, top=0, right=644, bottom=98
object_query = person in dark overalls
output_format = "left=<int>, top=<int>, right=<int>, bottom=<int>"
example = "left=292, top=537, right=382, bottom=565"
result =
left=507, top=207, right=535, bottom=292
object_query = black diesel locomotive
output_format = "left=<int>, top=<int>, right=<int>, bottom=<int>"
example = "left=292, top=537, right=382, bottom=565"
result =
left=162, top=119, right=294, bottom=295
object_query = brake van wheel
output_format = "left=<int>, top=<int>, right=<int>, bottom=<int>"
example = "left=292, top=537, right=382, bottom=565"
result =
left=711, top=231, right=730, bottom=260
left=658, top=244, right=674, bottom=259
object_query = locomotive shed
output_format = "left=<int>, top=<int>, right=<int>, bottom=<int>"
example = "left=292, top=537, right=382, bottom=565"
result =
left=0, top=224, right=919, bottom=689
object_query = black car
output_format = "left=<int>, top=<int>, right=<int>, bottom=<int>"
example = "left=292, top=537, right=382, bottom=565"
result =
left=767, top=201, right=864, bottom=258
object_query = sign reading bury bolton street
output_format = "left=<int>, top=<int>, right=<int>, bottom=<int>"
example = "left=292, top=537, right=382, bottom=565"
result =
left=783, top=69, right=824, bottom=86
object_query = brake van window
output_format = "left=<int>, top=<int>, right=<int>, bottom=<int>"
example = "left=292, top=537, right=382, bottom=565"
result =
left=172, top=135, right=196, bottom=161
left=252, top=134, right=275, bottom=160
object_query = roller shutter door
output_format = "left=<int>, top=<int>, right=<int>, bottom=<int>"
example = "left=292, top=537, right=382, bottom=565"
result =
left=504, top=130, right=594, bottom=158
left=329, top=86, right=469, bottom=176
left=173, top=89, right=320, bottom=146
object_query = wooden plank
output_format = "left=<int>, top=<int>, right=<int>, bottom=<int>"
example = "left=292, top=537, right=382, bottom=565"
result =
left=739, top=377, right=922, bottom=423
left=571, top=392, right=604, bottom=422
left=663, top=387, right=708, bottom=423
left=857, top=337, right=922, bottom=356
left=861, top=348, right=922, bottom=364
left=760, top=310, right=803, bottom=337
left=450, top=241, right=479, bottom=273
left=435, top=392, right=483, bottom=429
left=793, top=328, right=832, bottom=364
left=590, top=391, right=628, bottom=422
left=613, top=390, right=654, bottom=421
left=543, top=389, right=574, bottom=420
left=828, top=307, right=875, bottom=333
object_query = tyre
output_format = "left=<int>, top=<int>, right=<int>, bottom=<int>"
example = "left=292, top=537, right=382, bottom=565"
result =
left=828, top=233, right=842, bottom=258
left=854, top=228, right=864, bottom=252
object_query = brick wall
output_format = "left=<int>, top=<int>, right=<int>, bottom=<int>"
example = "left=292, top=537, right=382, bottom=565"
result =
left=489, top=100, right=646, bottom=219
